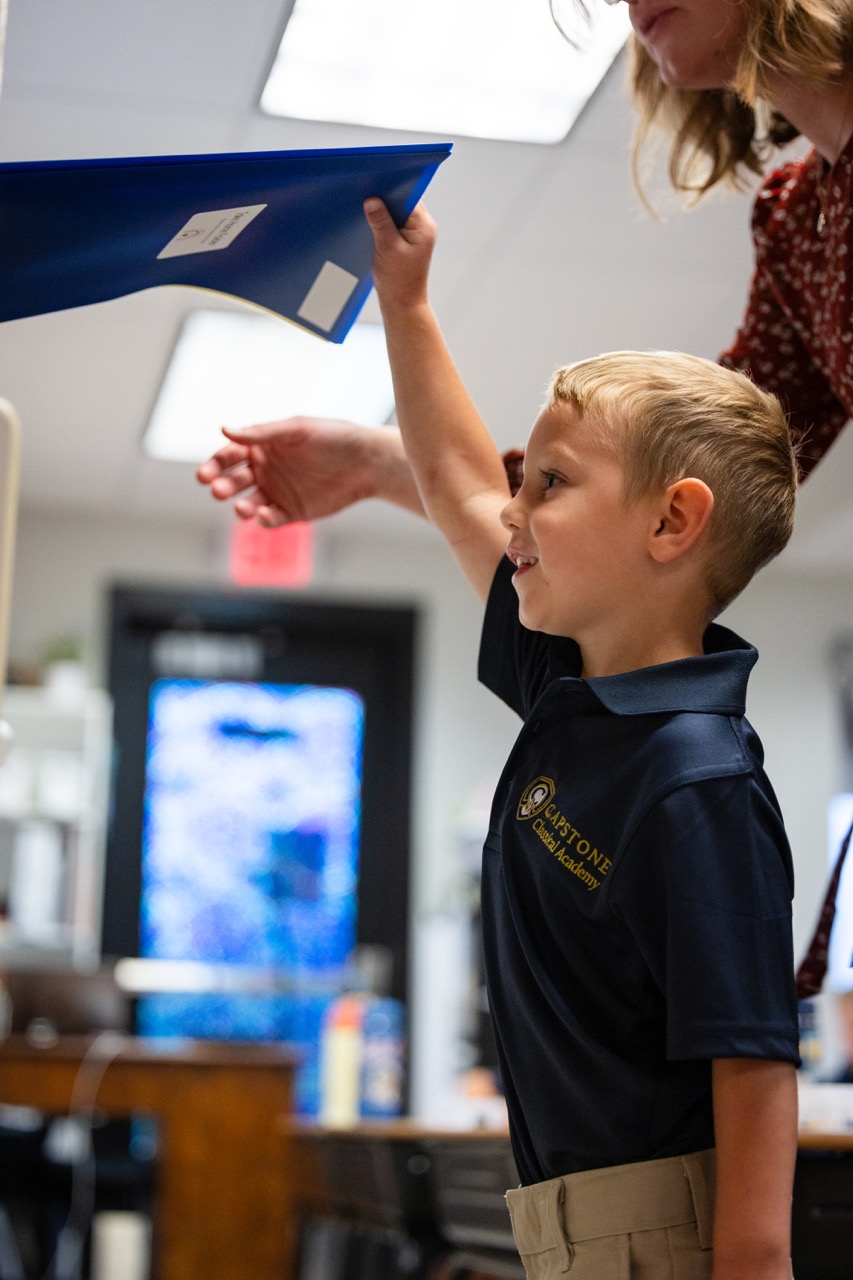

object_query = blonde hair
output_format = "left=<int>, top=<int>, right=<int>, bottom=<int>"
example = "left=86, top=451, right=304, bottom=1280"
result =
left=547, top=351, right=797, bottom=613
left=629, top=0, right=853, bottom=197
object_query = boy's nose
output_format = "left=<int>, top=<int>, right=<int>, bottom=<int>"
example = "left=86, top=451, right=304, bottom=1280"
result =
left=500, top=495, right=523, bottom=531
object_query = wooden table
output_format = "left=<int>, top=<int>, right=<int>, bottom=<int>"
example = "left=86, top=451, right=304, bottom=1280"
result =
left=0, top=1034, right=298, bottom=1280
left=798, top=1130, right=853, bottom=1150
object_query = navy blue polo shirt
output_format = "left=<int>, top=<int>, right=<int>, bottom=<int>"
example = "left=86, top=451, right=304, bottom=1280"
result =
left=478, top=557, right=799, bottom=1186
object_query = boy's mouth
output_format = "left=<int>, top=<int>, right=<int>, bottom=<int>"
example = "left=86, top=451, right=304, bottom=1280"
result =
left=508, top=550, right=538, bottom=573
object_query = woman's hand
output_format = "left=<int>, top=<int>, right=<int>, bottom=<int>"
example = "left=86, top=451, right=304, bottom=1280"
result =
left=196, top=417, right=425, bottom=525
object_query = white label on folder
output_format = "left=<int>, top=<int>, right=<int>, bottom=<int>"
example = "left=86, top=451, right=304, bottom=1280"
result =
left=157, top=205, right=267, bottom=259
left=297, top=261, right=359, bottom=332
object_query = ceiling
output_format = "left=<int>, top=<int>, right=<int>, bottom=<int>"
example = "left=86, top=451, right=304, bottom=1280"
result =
left=0, top=0, right=848, bottom=565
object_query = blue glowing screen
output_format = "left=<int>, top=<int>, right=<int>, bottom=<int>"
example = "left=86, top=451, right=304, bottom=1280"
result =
left=136, top=678, right=364, bottom=1112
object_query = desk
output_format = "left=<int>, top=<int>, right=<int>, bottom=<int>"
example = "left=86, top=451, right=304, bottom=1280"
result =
left=0, top=1034, right=298, bottom=1280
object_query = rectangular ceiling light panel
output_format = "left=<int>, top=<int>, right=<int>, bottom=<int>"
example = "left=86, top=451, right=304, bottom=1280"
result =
left=144, top=310, right=394, bottom=463
left=262, top=0, right=631, bottom=145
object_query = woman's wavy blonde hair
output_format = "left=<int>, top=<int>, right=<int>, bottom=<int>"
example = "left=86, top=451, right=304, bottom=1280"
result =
left=629, top=0, right=853, bottom=197
left=553, top=1, right=853, bottom=197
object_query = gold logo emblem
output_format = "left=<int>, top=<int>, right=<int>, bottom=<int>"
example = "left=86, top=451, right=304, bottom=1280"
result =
left=517, top=776, right=555, bottom=821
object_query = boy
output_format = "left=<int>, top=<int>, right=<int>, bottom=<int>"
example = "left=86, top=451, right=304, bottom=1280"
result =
left=199, top=201, right=801, bottom=1279
left=361, top=199, right=800, bottom=1280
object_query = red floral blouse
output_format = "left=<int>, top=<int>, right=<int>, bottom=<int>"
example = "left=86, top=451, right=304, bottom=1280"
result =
left=720, top=134, right=853, bottom=479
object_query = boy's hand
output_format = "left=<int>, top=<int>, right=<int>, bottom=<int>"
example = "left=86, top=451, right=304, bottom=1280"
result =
left=363, top=199, right=437, bottom=315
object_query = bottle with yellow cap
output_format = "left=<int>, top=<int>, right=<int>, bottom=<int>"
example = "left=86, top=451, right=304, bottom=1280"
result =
left=319, top=993, right=365, bottom=1126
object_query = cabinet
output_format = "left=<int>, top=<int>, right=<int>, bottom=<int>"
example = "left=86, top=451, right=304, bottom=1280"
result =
left=0, top=685, right=112, bottom=966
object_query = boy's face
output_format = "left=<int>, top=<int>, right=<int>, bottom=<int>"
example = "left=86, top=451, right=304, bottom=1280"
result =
left=501, top=404, right=659, bottom=642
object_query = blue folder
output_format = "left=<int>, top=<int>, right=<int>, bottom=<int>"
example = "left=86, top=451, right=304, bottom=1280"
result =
left=0, top=142, right=452, bottom=342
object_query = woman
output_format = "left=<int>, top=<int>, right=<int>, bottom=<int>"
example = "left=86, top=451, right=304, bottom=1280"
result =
left=198, top=0, right=853, bottom=519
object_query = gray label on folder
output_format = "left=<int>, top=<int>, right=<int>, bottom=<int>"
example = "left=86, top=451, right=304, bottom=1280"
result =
left=297, top=261, right=359, bottom=332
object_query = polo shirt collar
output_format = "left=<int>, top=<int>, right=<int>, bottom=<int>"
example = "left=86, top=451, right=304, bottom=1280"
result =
left=546, top=623, right=757, bottom=717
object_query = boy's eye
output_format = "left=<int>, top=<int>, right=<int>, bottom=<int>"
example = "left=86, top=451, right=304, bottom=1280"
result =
left=541, top=471, right=561, bottom=490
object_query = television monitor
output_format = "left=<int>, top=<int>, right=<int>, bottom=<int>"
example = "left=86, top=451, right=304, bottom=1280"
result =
left=104, top=584, right=415, bottom=1113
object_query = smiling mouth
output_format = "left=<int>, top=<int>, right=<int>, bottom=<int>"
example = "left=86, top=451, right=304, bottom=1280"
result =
left=508, top=550, right=538, bottom=572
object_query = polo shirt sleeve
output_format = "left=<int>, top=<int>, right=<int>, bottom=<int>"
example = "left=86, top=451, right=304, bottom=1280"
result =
left=477, top=556, right=553, bottom=719
left=609, top=771, right=800, bottom=1065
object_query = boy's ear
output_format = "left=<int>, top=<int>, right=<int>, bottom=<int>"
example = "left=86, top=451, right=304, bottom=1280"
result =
left=648, top=478, right=714, bottom=565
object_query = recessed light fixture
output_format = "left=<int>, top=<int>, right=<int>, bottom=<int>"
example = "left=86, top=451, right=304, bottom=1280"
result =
left=261, top=0, right=631, bottom=145
left=143, top=310, right=395, bottom=463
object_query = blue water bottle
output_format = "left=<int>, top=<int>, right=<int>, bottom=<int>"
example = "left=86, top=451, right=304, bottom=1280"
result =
left=360, top=997, right=405, bottom=1118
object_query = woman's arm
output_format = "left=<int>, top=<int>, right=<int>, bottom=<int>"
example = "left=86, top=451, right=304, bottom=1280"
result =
left=711, top=1057, right=797, bottom=1280
left=197, top=424, right=526, bottom=529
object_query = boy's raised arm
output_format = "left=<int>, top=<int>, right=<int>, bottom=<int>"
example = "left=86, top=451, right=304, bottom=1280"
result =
left=364, top=199, right=510, bottom=602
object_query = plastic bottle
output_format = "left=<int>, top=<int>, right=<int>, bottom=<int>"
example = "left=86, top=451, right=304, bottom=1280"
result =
left=360, top=997, right=405, bottom=1119
left=319, top=994, right=365, bottom=1126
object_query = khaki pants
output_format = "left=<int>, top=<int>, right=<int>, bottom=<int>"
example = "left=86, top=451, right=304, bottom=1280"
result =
left=505, top=1149, right=716, bottom=1280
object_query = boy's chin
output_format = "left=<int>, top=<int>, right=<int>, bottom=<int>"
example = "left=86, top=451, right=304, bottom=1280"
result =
left=516, top=603, right=548, bottom=635
left=514, top=584, right=565, bottom=635
left=517, top=602, right=576, bottom=639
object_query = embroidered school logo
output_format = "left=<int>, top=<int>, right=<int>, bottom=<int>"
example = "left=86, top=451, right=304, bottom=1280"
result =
left=517, top=776, right=555, bottom=820
left=517, top=780, right=612, bottom=892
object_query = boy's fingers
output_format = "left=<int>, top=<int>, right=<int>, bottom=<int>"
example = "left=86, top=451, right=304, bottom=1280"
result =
left=364, top=199, right=432, bottom=238
left=364, top=197, right=392, bottom=227
left=403, top=202, right=432, bottom=232
left=364, top=199, right=436, bottom=272
left=364, top=197, right=397, bottom=250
